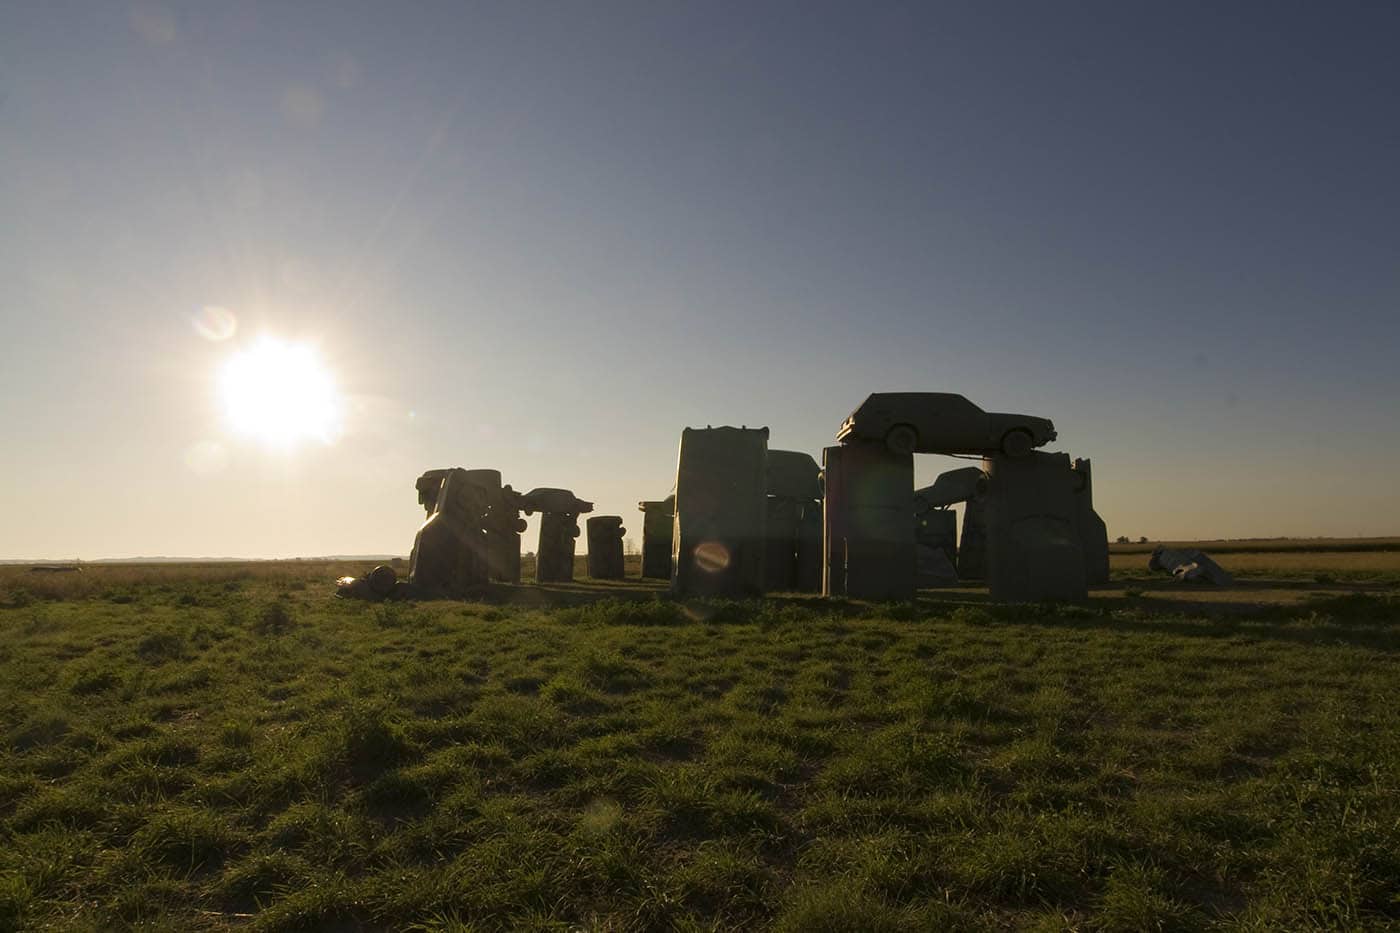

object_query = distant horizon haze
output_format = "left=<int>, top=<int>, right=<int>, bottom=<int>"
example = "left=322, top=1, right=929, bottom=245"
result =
left=3, top=2, right=1399, bottom=559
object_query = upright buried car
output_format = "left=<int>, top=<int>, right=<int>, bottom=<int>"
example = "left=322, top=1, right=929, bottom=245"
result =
left=837, top=392, right=1056, bottom=457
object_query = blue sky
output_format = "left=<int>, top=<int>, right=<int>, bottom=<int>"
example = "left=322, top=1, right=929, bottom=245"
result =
left=2, top=2, right=1397, bottom=558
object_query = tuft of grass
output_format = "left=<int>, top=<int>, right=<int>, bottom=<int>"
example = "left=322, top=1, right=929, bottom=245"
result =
left=556, top=597, right=687, bottom=627
left=1, top=585, right=35, bottom=608
left=219, top=718, right=256, bottom=748
left=773, top=883, right=965, bottom=932
left=947, top=605, right=994, bottom=626
left=7, top=713, right=71, bottom=751
left=130, top=806, right=241, bottom=871
left=1097, top=862, right=1196, bottom=931
left=330, top=699, right=415, bottom=775
left=254, top=598, right=297, bottom=635
left=67, top=665, right=122, bottom=695
left=0, top=874, right=32, bottom=930
left=136, top=628, right=187, bottom=662
left=216, top=849, right=312, bottom=903
left=374, top=602, right=415, bottom=628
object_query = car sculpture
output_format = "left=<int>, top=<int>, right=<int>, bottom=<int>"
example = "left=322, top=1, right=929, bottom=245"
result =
left=914, top=466, right=987, bottom=511
left=837, top=392, right=1056, bottom=457
left=517, top=488, right=594, bottom=516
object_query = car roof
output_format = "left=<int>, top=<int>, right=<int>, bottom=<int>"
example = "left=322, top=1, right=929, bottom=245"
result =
left=858, top=391, right=977, bottom=408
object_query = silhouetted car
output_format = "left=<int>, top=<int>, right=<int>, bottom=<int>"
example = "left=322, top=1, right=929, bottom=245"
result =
left=836, top=392, right=1056, bottom=457
left=914, top=466, right=986, bottom=511
left=517, top=488, right=594, bottom=516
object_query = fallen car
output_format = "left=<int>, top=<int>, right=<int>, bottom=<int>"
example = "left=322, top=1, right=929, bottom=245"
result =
left=914, top=466, right=987, bottom=511
left=837, top=392, right=1056, bottom=457
left=1148, top=545, right=1234, bottom=585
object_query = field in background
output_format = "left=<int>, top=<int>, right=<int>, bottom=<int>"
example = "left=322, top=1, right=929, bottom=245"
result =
left=1, top=547, right=1397, bottom=930
left=1110, top=538, right=1400, bottom=585
left=1111, top=537, right=1400, bottom=555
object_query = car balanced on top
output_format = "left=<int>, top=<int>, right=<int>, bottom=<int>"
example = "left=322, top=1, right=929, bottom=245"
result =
left=836, top=392, right=1057, bottom=457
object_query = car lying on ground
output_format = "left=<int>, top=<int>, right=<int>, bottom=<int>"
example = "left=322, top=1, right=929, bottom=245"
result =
left=837, top=392, right=1056, bottom=456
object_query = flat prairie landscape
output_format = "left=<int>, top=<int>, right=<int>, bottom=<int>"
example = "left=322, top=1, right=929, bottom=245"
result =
left=1, top=545, right=1397, bottom=931
left=1111, top=538, right=1400, bottom=586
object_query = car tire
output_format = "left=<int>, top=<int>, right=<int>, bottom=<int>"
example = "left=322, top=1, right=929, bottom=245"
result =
left=366, top=564, right=397, bottom=597
left=1001, top=428, right=1034, bottom=458
left=885, top=424, right=918, bottom=455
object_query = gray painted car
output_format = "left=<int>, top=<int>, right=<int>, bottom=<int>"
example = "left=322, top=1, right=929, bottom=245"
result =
left=837, top=392, right=1056, bottom=457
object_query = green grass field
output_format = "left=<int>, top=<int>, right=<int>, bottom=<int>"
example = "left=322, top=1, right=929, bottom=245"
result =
left=1, top=554, right=1397, bottom=931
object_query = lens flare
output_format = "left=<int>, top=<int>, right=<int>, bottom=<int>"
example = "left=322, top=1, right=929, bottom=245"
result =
left=182, top=440, right=228, bottom=474
left=219, top=336, right=343, bottom=449
left=193, top=305, right=238, bottom=341
left=693, top=540, right=732, bottom=574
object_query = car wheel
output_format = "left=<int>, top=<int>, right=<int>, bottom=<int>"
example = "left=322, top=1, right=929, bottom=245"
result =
left=1001, top=428, right=1034, bottom=458
left=366, top=564, right=397, bottom=597
left=885, top=424, right=918, bottom=455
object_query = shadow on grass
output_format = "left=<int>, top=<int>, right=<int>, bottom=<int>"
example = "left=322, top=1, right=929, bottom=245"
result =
left=367, top=573, right=1400, bottom=650
left=910, top=590, right=1400, bottom=652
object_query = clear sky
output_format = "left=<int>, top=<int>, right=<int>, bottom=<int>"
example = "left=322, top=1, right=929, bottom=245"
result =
left=3, top=1, right=1398, bottom=559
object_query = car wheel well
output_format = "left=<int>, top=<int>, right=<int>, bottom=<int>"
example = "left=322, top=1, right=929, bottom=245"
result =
left=884, top=423, right=918, bottom=455
left=1000, top=428, right=1034, bottom=458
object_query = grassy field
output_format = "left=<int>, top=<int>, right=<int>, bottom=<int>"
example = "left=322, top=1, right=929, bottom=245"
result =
left=1111, top=537, right=1400, bottom=555
left=1110, top=548, right=1400, bottom=586
left=1, top=557, right=1397, bottom=931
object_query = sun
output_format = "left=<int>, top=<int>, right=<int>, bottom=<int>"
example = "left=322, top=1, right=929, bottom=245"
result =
left=219, top=336, right=344, bottom=448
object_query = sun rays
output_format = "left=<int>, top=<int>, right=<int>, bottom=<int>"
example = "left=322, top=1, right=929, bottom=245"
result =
left=219, top=336, right=344, bottom=449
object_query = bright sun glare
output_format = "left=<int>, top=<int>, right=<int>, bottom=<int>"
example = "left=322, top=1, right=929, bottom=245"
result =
left=219, top=336, right=344, bottom=449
